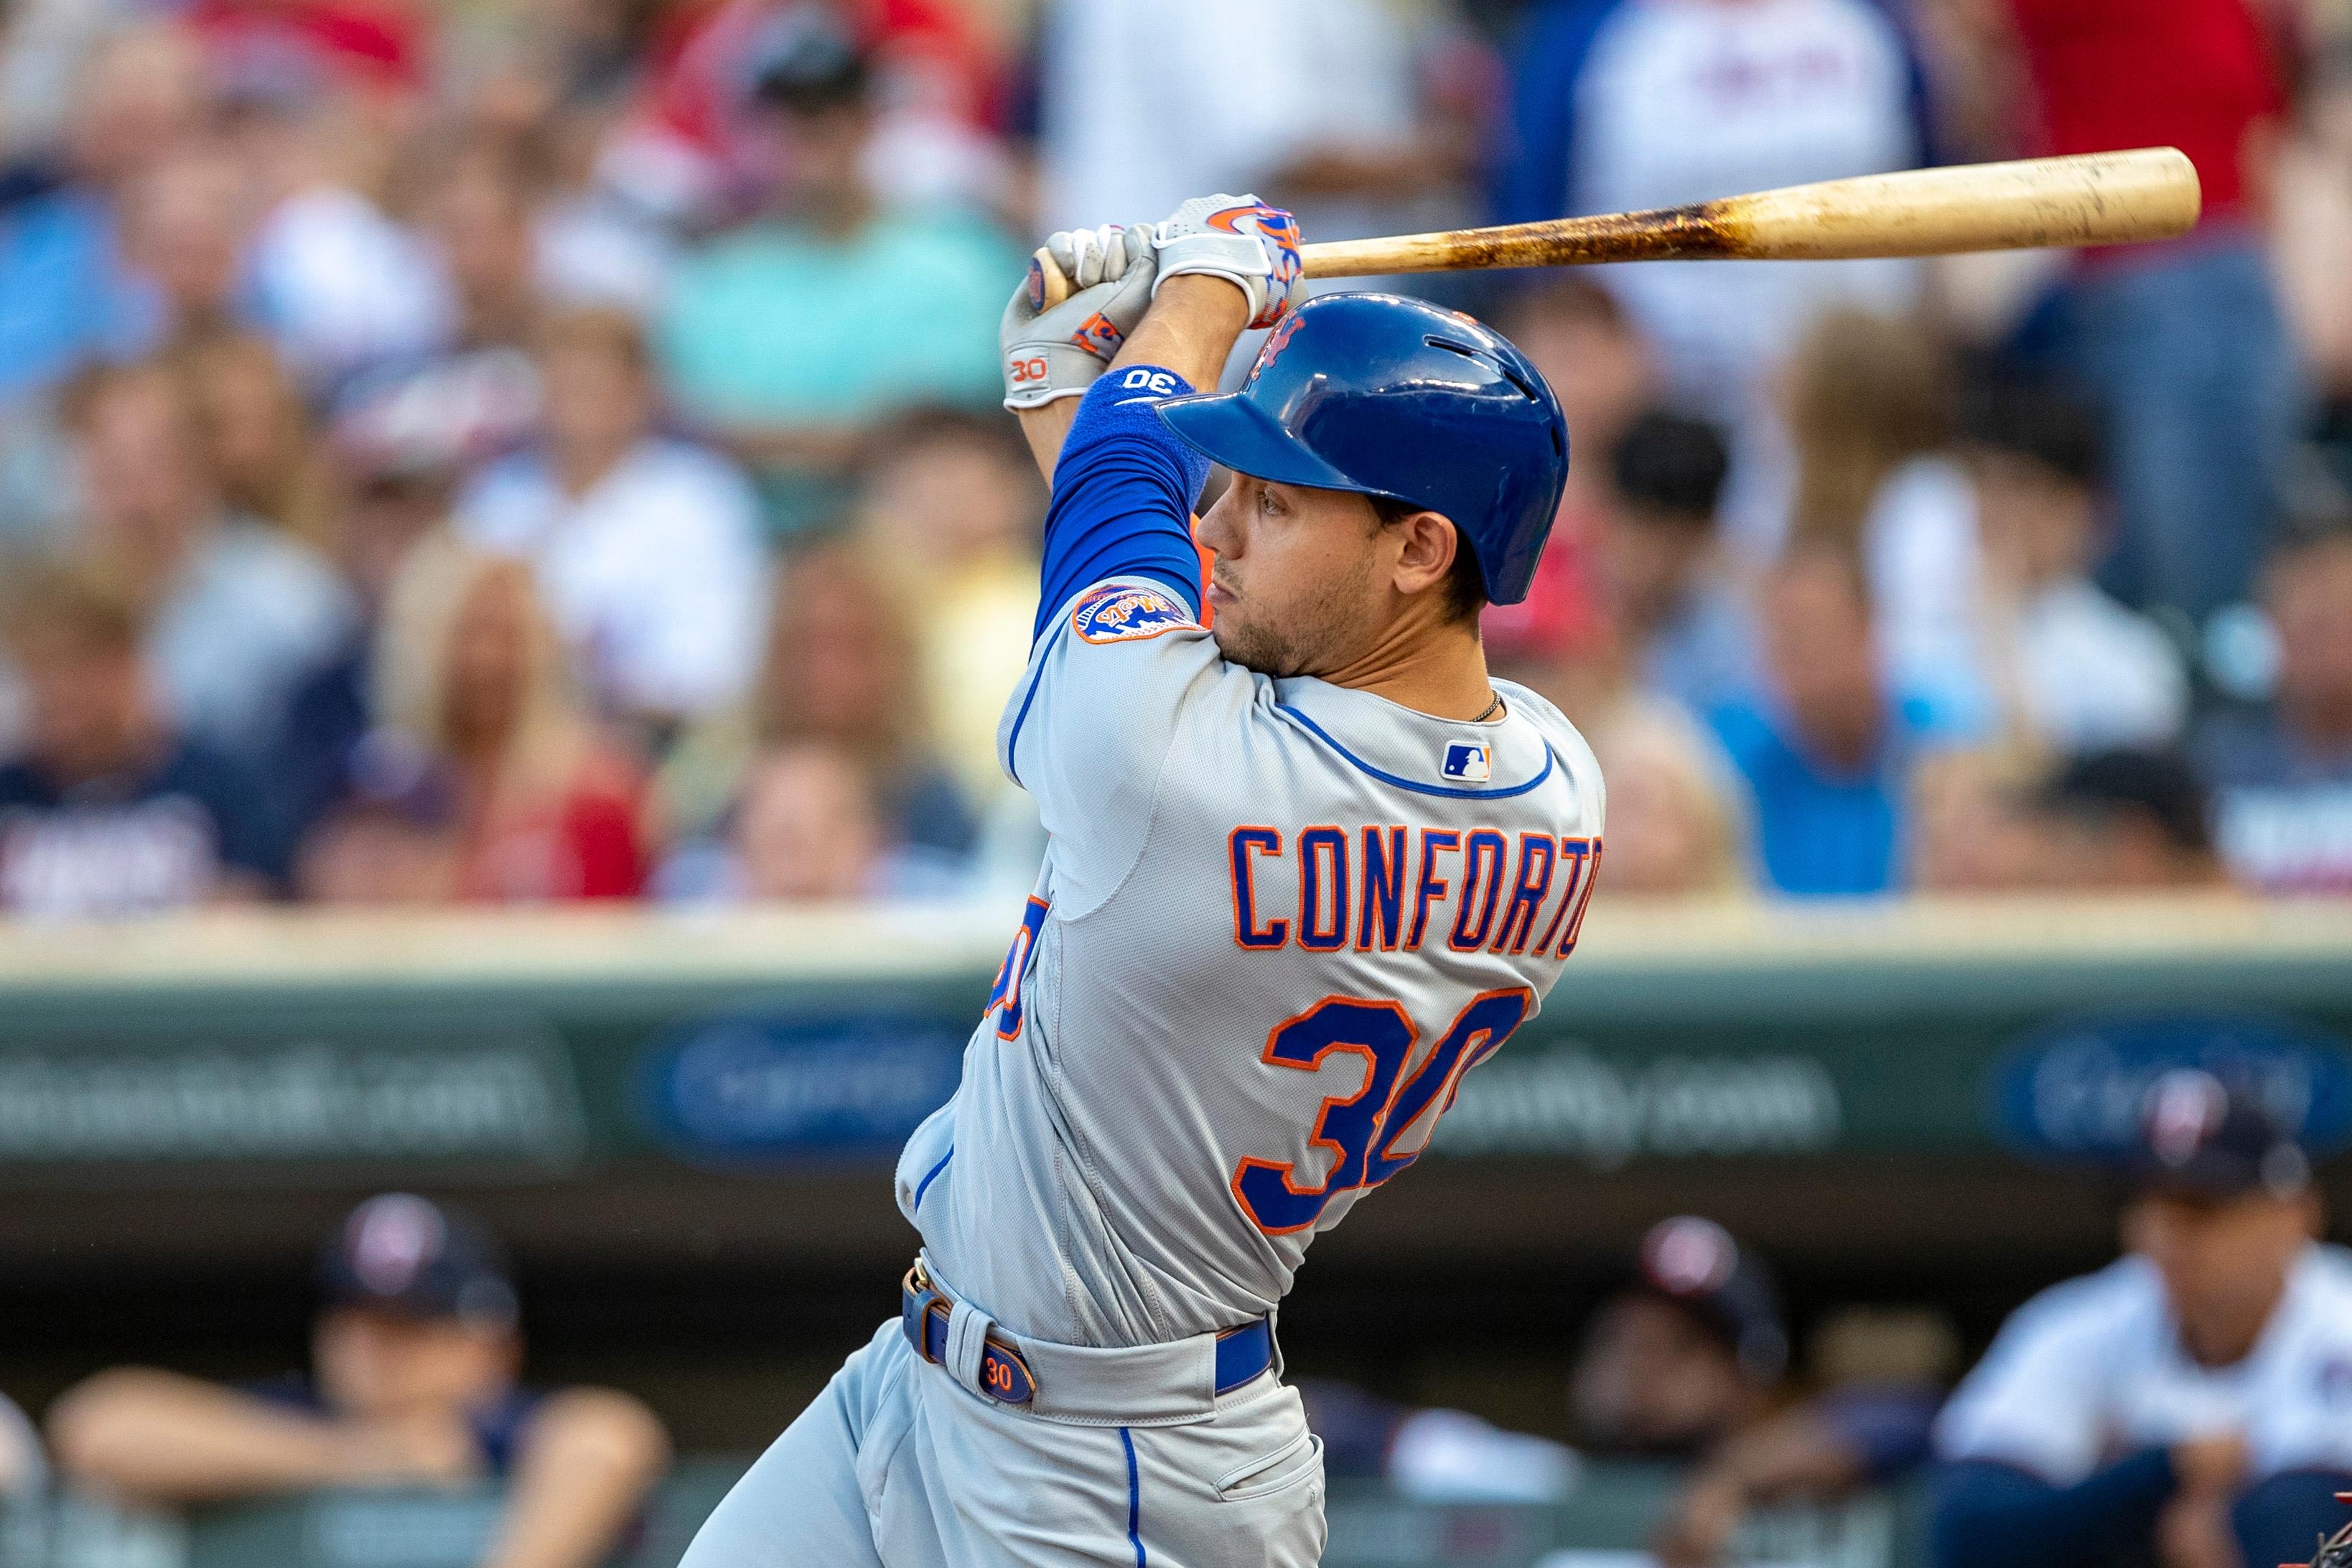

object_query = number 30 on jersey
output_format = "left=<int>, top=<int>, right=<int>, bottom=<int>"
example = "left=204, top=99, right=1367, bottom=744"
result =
left=1231, top=988, right=1531, bottom=1235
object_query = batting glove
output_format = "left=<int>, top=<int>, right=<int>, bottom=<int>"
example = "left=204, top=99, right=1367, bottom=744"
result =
left=999, top=221, right=1158, bottom=411
left=1152, top=195, right=1305, bottom=330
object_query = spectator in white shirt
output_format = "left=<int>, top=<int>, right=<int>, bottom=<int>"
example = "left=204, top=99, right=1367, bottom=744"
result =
left=454, top=306, right=768, bottom=732
left=1966, top=381, right=2188, bottom=754
left=1037, top=0, right=1485, bottom=255
left=219, top=89, right=453, bottom=396
left=1500, top=0, right=1928, bottom=428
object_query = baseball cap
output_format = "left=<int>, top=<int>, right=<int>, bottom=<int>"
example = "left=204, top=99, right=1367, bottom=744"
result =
left=747, top=6, right=871, bottom=113
left=1635, top=1216, right=1789, bottom=1382
left=319, top=1194, right=520, bottom=1328
left=2126, top=1068, right=2311, bottom=1201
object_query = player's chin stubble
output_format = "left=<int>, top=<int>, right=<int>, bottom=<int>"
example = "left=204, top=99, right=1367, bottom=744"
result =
left=1210, top=561, right=1376, bottom=679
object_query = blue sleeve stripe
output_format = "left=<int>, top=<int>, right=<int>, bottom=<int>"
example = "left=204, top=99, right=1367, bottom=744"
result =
left=1034, top=370, right=1211, bottom=640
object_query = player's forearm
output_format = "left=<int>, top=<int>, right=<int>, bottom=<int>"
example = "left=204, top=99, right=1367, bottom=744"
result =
left=480, top=1390, right=670, bottom=1568
left=47, top=1370, right=366, bottom=1502
left=1016, top=398, right=1083, bottom=483
left=1111, top=276, right=1251, bottom=393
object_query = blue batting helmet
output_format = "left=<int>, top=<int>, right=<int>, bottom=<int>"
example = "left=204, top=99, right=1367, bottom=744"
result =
left=1155, top=292, right=1570, bottom=606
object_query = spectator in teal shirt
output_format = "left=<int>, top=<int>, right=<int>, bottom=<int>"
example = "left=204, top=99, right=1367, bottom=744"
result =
left=1709, top=542, right=1927, bottom=897
left=656, top=12, right=1018, bottom=535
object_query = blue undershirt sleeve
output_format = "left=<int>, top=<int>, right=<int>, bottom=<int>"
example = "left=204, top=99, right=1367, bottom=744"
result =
left=1033, top=367, right=1213, bottom=640
left=1928, top=1452, right=2177, bottom=1568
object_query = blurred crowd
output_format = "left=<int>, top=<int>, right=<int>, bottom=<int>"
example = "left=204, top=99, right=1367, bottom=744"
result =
left=2, top=0, right=2352, bottom=915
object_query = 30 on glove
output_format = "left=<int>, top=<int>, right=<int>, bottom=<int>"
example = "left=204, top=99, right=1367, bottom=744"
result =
left=1151, top=195, right=1305, bottom=330
left=999, top=221, right=1157, bottom=411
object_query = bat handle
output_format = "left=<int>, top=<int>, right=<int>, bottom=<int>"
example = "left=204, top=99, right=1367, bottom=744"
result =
left=1027, top=248, right=1073, bottom=313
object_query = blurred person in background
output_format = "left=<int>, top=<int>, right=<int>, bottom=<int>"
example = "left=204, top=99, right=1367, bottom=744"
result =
left=1912, top=747, right=2223, bottom=892
left=1573, top=1218, right=1792, bottom=1459
left=0, top=559, right=281, bottom=917
left=216, top=71, right=452, bottom=397
left=653, top=540, right=976, bottom=869
left=1600, top=409, right=1747, bottom=718
left=1657, top=1299, right=1956, bottom=1567
left=1946, top=0, right=2299, bottom=640
left=1582, top=699, right=1750, bottom=895
left=627, top=0, right=1009, bottom=223
left=1590, top=1221, right=1945, bottom=1562
left=1965, top=378, right=2188, bottom=753
left=1711, top=541, right=1928, bottom=895
left=2197, top=510, right=2352, bottom=893
left=658, top=739, right=969, bottom=902
left=0, top=26, right=195, bottom=411
left=2019, top=750, right=2224, bottom=892
left=655, top=9, right=1016, bottom=532
left=1576, top=1218, right=1939, bottom=1565
left=1480, top=281, right=1658, bottom=702
left=177, top=333, right=337, bottom=545
left=1931, top=1070, right=2352, bottom=1568
left=292, top=729, right=460, bottom=905
left=374, top=538, right=649, bottom=902
left=67, top=360, right=355, bottom=760
left=1781, top=310, right=1989, bottom=741
left=850, top=406, right=1042, bottom=807
left=424, top=139, right=546, bottom=360
left=264, top=383, right=484, bottom=864
left=117, top=137, right=251, bottom=358
left=1498, top=0, right=1927, bottom=436
left=454, top=306, right=767, bottom=739
left=1037, top=0, right=1490, bottom=257
left=49, top=1193, right=668, bottom=1568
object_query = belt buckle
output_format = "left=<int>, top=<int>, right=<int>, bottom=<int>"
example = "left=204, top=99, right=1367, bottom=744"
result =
left=902, top=1264, right=951, bottom=1366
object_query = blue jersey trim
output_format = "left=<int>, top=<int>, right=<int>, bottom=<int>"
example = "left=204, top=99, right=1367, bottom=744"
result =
left=1274, top=704, right=1559, bottom=800
left=1121, top=1427, right=1145, bottom=1567
left=912, top=1146, right=953, bottom=1210
left=1002, top=619, right=1071, bottom=790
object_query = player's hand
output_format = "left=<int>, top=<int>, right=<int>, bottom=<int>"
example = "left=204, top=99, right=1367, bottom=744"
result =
left=1152, top=195, right=1305, bottom=330
left=1000, top=221, right=1157, bottom=411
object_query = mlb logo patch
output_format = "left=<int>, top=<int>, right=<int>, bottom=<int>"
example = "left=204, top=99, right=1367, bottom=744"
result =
left=1072, top=584, right=1199, bottom=644
left=1442, top=742, right=1492, bottom=783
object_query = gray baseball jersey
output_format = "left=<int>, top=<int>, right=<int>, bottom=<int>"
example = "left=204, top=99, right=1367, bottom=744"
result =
left=892, top=573, right=1607, bottom=1350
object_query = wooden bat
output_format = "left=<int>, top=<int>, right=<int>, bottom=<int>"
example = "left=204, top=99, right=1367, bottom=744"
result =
left=1030, top=146, right=2199, bottom=309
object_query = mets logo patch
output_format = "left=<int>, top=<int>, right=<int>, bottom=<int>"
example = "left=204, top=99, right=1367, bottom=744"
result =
left=1073, top=584, right=1199, bottom=644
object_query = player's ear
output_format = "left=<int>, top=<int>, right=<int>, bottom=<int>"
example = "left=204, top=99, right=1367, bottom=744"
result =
left=1389, top=509, right=1457, bottom=598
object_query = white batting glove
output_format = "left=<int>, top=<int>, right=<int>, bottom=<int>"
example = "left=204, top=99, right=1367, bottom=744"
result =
left=999, top=221, right=1158, bottom=411
left=1152, top=195, right=1305, bottom=330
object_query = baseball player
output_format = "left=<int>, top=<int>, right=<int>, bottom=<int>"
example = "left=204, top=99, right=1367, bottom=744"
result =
left=680, top=196, right=1602, bottom=1567
left=1932, top=1069, right=2352, bottom=1568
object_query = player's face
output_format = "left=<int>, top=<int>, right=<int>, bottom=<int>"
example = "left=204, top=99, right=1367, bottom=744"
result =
left=2126, top=1190, right=2320, bottom=1363
left=314, top=1307, right=519, bottom=1419
left=1195, top=475, right=1396, bottom=678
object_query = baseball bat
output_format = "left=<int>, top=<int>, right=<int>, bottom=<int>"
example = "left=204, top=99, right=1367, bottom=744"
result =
left=1030, top=146, right=2199, bottom=309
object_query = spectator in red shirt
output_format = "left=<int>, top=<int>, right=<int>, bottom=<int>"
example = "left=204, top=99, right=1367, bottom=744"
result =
left=1982, top=0, right=2301, bottom=638
left=373, top=536, right=650, bottom=902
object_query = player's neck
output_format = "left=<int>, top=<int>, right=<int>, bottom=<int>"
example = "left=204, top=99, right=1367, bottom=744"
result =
left=1321, top=613, right=1496, bottom=722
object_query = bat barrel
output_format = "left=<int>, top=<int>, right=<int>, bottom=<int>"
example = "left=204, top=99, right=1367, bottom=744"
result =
left=1297, top=147, right=2202, bottom=280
